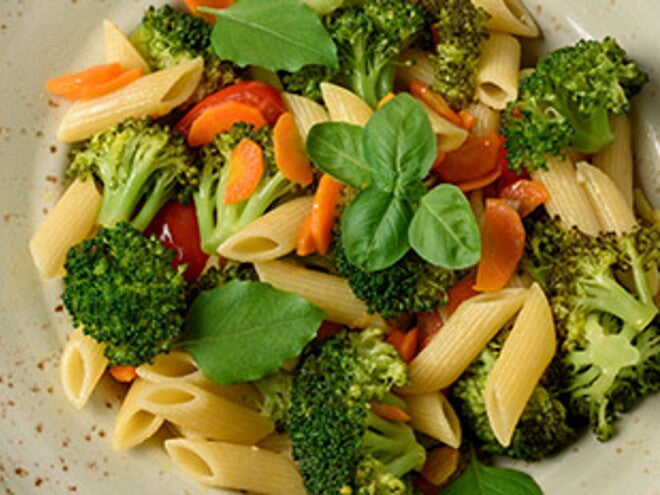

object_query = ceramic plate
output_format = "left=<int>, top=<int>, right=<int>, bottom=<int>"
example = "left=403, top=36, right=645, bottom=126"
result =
left=0, top=1, right=658, bottom=494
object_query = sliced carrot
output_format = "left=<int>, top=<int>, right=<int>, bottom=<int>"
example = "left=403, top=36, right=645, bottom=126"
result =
left=45, top=62, right=123, bottom=99
left=458, top=109, right=477, bottom=130
left=398, top=327, right=420, bottom=363
left=273, top=112, right=314, bottom=186
left=409, top=80, right=463, bottom=127
left=446, top=276, right=479, bottom=314
left=386, top=328, right=407, bottom=349
left=296, top=213, right=316, bottom=256
left=499, top=179, right=549, bottom=217
left=223, top=138, right=265, bottom=204
left=108, top=365, right=137, bottom=383
left=184, top=0, right=234, bottom=24
left=474, top=198, right=526, bottom=292
left=456, top=166, right=502, bottom=192
left=371, top=402, right=411, bottom=422
left=433, top=131, right=503, bottom=184
left=377, top=92, right=396, bottom=108
left=71, top=67, right=142, bottom=100
left=310, top=174, right=344, bottom=255
left=187, top=101, right=268, bottom=147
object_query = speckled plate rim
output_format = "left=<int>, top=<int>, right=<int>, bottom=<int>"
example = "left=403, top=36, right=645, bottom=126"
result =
left=0, top=1, right=658, bottom=494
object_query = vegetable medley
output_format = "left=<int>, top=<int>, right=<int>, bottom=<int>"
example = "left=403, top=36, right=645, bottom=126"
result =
left=33, top=0, right=659, bottom=494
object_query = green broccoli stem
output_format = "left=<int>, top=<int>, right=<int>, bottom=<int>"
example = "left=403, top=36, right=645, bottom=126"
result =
left=556, top=97, right=614, bottom=153
left=361, top=412, right=425, bottom=478
left=349, top=55, right=393, bottom=109
left=579, top=272, right=657, bottom=332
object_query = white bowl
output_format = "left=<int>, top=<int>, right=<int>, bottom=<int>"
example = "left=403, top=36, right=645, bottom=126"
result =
left=0, top=1, right=658, bottom=494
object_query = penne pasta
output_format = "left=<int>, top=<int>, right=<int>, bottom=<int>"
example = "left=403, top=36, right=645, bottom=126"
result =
left=112, top=378, right=165, bottom=451
left=576, top=161, right=637, bottom=234
left=217, top=196, right=314, bottom=262
left=420, top=446, right=460, bottom=487
left=593, top=114, right=634, bottom=208
left=475, top=32, right=521, bottom=110
left=254, top=260, right=388, bottom=329
left=60, top=327, right=108, bottom=410
left=394, top=48, right=436, bottom=89
left=103, top=19, right=151, bottom=73
left=485, top=282, right=555, bottom=447
left=57, top=57, right=203, bottom=143
left=417, top=100, right=469, bottom=152
left=531, top=157, right=602, bottom=236
left=472, top=0, right=539, bottom=37
left=320, top=82, right=373, bottom=125
left=135, top=380, right=274, bottom=444
left=29, top=178, right=101, bottom=278
left=465, top=101, right=501, bottom=137
left=406, top=391, right=462, bottom=448
left=165, top=439, right=306, bottom=494
left=282, top=92, right=330, bottom=141
left=402, top=288, right=527, bottom=394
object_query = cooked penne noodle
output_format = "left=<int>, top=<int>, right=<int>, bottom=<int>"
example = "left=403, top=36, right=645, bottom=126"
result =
left=165, top=439, right=306, bottom=495
left=531, top=157, right=602, bottom=236
left=633, top=187, right=660, bottom=226
left=403, top=288, right=527, bottom=394
left=257, top=432, right=293, bottom=455
left=576, top=161, right=637, bottom=234
left=217, top=196, right=314, bottom=262
left=320, top=82, right=373, bottom=125
left=30, top=178, right=101, bottom=278
left=420, top=446, right=460, bottom=487
left=466, top=101, right=501, bottom=137
left=592, top=114, right=634, bottom=208
left=57, top=57, right=203, bottom=143
left=103, top=19, right=151, bottom=73
left=135, top=380, right=274, bottom=444
left=282, top=92, right=330, bottom=141
left=485, top=282, right=555, bottom=447
left=417, top=100, right=468, bottom=152
left=60, top=327, right=108, bottom=410
left=475, top=32, right=521, bottom=110
left=473, top=0, right=539, bottom=37
left=394, top=48, right=435, bottom=89
left=406, top=391, right=462, bottom=448
left=137, top=351, right=260, bottom=407
left=112, top=378, right=165, bottom=451
left=254, top=260, right=388, bottom=329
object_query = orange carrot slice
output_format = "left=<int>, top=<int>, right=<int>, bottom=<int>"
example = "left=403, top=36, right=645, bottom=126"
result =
left=184, top=0, right=234, bottom=24
left=499, top=179, right=549, bottom=217
left=409, top=80, right=463, bottom=127
left=273, top=112, right=314, bottom=186
left=187, top=101, right=268, bottom=147
left=377, top=92, right=396, bottom=108
left=296, top=213, right=316, bottom=256
left=72, top=67, right=142, bottom=100
left=371, top=402, right=412, bottom=422
left=458, top=109, right=477, bottom=130
left=108, top=365, right=137, bottom=383
left=223, top=138, right=265, bottom=204
left=45, top=62, right=123, bottom=99
left=310, top=174, right=344, bottom=255
left=456, top=166, right=502, bottom=192
left=474, top=198, right=526, bottom=292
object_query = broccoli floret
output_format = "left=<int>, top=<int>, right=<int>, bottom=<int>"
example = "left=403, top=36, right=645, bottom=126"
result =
left=67, top=117, right=196, bottom=231
left=130, top=5, right=241, bottom=103
left=62, top=222, right=187, bottom=367
left=279, top=64, right=338, bottom=102
left=425, top=0, right=490, bottom=109
left=333, top=236, right=462, bottom=320
left=289, top=328, right=425, bottom=494
left=252, top=370, right=294, bottom=432
left=324, top=0, right=426, bottom=107
left=501, top=37, right=649, bottom=172
left=185, top=260, right=258, bottom=303
left=545, top=226, right=659, bottom=440
left=194, top=122, right=311, bottom=254
left=450, top=338, right=577, bottom=461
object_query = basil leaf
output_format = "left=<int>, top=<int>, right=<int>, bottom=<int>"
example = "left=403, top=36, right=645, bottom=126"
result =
left=443, top=452, right=543, bottom=495
left=182, top=280, right=324, bottom=385
left=409, top=184, right=481, bottom=269
left=341, top=187, right=413, bottom=271
left=363, top=93, right=436, bottom=194
left=207, top=0, right=338, bottom=72
left=306, top=122, right=371, bottom=188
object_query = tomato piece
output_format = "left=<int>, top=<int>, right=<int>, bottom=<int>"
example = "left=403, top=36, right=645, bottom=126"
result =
left=175, top=80, right=287, bottom=136
left=433, top=131, right=503, bottom=184
left=145, top=201, right=209, bottom=280
left=499, top=179, right=549, bottom=217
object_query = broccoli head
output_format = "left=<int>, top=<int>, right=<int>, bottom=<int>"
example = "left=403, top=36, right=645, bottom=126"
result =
left=62, top=222, right=188, bottom=367
left=426, top=0, right=490, bottom=109
left=545, top=226, right=659, bottom=440
left=501, top=37, right=649, bottom=172
left=194, top=122, right=311, bottom=254
left=450, top=338, right=577, bottom=461
left=67, top=117, right=196, bottom=231
left=130, top=4, right=241, bottom=103
left=279, top=64, right=339, bottom=103
left=289, top=327, right=425, bottom=494
left=333, top=235, right=462, bottom=320
left=252, top=370, right=294, bottom=433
